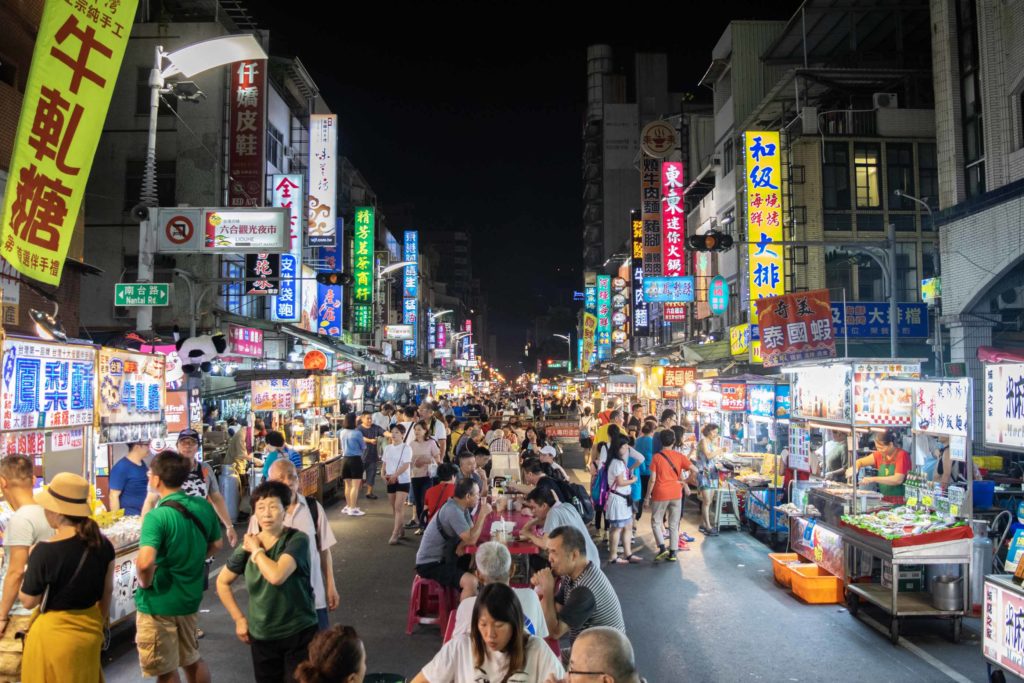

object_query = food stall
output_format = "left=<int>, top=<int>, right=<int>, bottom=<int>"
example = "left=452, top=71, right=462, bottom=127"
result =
left=736, top=380, right=791, bottom=541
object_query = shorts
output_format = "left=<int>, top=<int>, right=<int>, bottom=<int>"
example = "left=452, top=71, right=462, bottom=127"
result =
left=607, top=517, right=632, bottom=529
left=136, top=612, right=201, bottom=678
left=416, top=560, right=467, bottom=589
left=387, top=482, right=411, bottom=494
left=341, top=456, right=364, bottom=480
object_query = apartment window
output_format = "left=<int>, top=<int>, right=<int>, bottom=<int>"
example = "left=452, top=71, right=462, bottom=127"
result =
left=825, top=251, right=854, bottom=299
left=854, top=143, right=881, bottom=208
left=887, top=143, right=914, bottom=209
left=858, top=255, right=885, bottom=300
left=957, top=0, right=985, bottom=197
left=897, top=242, right=918, bottom=301
left=723, top=137, right=735, bottom=176
left=267, top=123, right=285, bottom=170
left=918, top=143, right=938, bottom=219
left=123, top=160, right=175, bottom=211
left=922, top=242, right=939, bottom=280
left=1019, top=91, right=1024, bottom=149
left=823, top=142, right=850, bottom=210
left=135, top=68, right=177, bottom=117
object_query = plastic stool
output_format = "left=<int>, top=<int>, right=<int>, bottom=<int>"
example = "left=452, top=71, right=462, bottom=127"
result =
left=406, top=575, right=455, bottom=636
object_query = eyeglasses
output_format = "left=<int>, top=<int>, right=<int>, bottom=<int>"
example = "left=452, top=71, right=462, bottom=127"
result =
left=567, top=670, right=607, bottom=679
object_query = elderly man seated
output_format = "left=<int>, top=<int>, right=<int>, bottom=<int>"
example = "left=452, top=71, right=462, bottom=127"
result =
left=452, top=541, right=548, bottom=639
left=545, top=626, right=644, bottom=683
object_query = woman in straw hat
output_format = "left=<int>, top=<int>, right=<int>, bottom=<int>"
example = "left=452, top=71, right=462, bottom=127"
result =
left=18, top=472, right=114, bottom=682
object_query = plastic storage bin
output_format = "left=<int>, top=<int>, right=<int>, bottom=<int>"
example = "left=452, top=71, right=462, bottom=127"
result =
left=974, top=480, right=996, bottom=510
left=790, top=564, right=844, bottom=604
left=769, top=553, right=801, bottom=587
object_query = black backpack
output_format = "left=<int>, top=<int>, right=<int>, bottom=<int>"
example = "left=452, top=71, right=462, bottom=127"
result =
left=554, top=478, right=596, bottom=525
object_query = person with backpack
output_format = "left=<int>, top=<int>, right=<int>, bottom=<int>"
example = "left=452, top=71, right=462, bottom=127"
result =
left=579, top=407, right=597, bottom=450
left=646, top=430, right=700, bottom=562
left=249, top=459, right=338, bottom=630
left=135, top=451, right=223, bottom=682
left=217, top=481, right=318, bottom=682
left=521, top=487, right=601, bottom=567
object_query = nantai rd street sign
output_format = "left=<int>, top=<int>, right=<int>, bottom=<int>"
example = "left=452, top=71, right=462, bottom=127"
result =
left=115, top=283, right=170, bottom=307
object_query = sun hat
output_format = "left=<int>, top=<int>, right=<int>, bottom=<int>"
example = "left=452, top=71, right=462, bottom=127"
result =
left=36, top=472, right=92, bottom=518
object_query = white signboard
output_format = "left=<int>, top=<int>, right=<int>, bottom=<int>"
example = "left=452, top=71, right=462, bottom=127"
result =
left=110, top=548, right=140, bottom=624
left=790, top=425, right=812, bottom=473
left=0, top=339, right=96, bottom=432
left=605, top=374, right=637, bottom=395
left=307, top=114, right=337, bottom=247
left=205, top=208, right=290, bottom=252
left=384, top=325, right=414, bottom=341
left=986, top=363, right=1024, bottom=451
left=983, top=579, right=1024, bottom=680
left=911, top=378, right=970, bottom=438
left=852, top=362, right=920, bottom=426
left=433, top=348, right=452, bottom=359
left=271, top=175, right=303, bottom=322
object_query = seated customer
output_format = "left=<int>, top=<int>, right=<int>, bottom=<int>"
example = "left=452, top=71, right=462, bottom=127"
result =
left=512, top=460, right=562, bottom=502
left=424, top=463, right=458, bottom=523
left=294, top=624, right=366, bottom=683
left=521, top=487, right=601, bottom=567
left=452, top=542, right=547, bottom=638
left=414, top=479, right=492, bottom=600
left=551, top=626, right=643, bottom=683
left=411, top=584, right=564, bottom=683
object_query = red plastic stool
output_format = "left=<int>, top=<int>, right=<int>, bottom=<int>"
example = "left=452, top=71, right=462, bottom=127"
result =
left=406, top=575, right=455, bottom=636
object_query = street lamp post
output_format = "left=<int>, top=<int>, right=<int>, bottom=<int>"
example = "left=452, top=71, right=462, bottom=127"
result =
left=553, top=333, right=572, bottom=372
left=895, top=189, right=939, bottom=370
left=135, top=35, right=267, bottom=336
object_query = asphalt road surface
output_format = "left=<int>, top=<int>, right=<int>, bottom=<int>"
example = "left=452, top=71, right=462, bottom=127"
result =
left=103, top=444, right=990, bottom=682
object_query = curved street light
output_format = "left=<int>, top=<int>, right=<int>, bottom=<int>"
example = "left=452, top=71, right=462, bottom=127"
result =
left=378, top=261, right=418, bottom=277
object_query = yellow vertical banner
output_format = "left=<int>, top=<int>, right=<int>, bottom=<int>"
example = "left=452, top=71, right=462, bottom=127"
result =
left=0, top=0, right=138, bottom=285
left=745, top=130, right=785, bottom=325
left=581, top=313, right=597, bottom=373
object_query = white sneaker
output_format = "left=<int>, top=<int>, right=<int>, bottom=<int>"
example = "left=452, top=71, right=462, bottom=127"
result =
left=342, top=506, right=352, bottom=514
left=348, top=508, right=366, bottom=516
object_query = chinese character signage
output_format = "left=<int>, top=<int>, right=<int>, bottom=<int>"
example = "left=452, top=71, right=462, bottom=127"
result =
left=720, top=383, right=746, bottom=412
left=596, top=275, right=612, bottom=361
left=709, top=275, right=729, bottom=316
left=245, top=253, right=279, bottom=295
left=640, top=156, right=661, bottom=276
left=630, top=212, right=649, bottom=337
left=97, top=348, right=166, bottom=444
left=204, top=208, right=289, bottom=251
left=227, top=324, right=264, bottom=358
left=319, top=375, right=338, bottom=404
left=642, top=276, right=695, bottom=303
left=662, top=367, right=695, bottom=389
left=982, top=580, right=1024, bottom=681
left=611, top=272, right=629, bottom=357
left=985, top=363, right=1024, bottom=451
left=314, top=222, right=344, bottom=334
left=228, top=59, right=266, bottom=207
left=352, top=207, right=375, bottom=333
left=745, top=131, right=785, bottom=323
left=0, top=339, right=95, bottom=431
left=384, top=325, right=414, bottom=340
left=695, top=252, right=711, bottom=319
left=581, top=313, right=597, bottom=373
left=605, top=374, right=637, bottom=395
left=292, top=376, right=317, bottom=409
left=914, top=378, right=970, bottom=438
left=298, top=264, right=317, bottom=332
left=271, top=174, right=303, bottom=321
left=663, top=304, right=687, bottom=322
left=754, top=289, right=835, bottom=368
left=730, top=324, right=751, bottom=356
left=0, top=0, right=138, bottom=285
left=584, top=279, right=597, bottom=367
left=661, top=161, right=685, bottom=276
left=851, top=362, right=920, bottom=426
left=252, top=379, right=293, bottom=412
left=831, top=302, right=928, bottom=339
left=307, top=115, right=336, bottom=246
left=403, top=230, right=418, bottom=358
left=748, top=384, right=775, bottom=418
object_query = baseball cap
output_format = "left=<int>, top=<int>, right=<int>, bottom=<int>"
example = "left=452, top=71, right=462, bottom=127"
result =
left=177, top=428, right=201, bottom=443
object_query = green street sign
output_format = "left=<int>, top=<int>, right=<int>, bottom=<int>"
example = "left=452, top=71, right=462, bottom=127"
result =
left=115, top=283, right=171, bottom=307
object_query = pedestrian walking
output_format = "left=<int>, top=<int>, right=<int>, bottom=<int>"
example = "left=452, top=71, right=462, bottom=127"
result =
left=357, top=411, right=387, bottom=501
left=604, top=434, right=643, bottom=564
left=382, top=424, right=413, bottom=544
left=340, top=413, right=367, bottom=516
left=217, top=481, right=318, bottom=683
left=409, top=421, right=442, bottom=533
left=135, top=451, right=223, bottom=682
left=646, top=430, right=699, bottom=562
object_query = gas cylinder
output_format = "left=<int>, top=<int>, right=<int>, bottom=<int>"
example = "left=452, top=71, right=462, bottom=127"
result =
left=971, top=519, right=994, bottom=614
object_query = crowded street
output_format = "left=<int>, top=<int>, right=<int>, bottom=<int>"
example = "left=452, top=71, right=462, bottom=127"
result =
left=6, top=0, right=1024, bottom=682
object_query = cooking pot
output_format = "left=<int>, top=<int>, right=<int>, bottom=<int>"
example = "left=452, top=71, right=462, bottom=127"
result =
left=930, top=575, right=963, bottom=611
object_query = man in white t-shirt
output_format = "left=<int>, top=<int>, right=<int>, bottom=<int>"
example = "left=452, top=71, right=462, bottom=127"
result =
left=0, top=454, right=54, bottom=635
left=372, top=403, right=394, bottom=432
left=452, top=541, right=548, bottom=638
left=249, top=459, right=338, bottom=630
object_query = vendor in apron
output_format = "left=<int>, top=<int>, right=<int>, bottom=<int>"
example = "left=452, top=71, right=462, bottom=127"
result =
left=846, top=429, right=911, bottom=504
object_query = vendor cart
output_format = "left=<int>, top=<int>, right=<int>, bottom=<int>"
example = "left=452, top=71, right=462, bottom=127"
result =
left=982, top=574, right=1024, bottom=683
left=842, top=523, right=972, bottom=644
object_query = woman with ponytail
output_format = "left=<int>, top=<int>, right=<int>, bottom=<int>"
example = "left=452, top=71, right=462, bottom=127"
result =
left=18, top=472, right=115, bottom=682
left=294, top=625, right=366, bottom=683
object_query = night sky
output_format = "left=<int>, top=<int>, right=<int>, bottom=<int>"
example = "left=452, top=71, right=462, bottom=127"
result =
left=245, top=5, right=801, bottom=373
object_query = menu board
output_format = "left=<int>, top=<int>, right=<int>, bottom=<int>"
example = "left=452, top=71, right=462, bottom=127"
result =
left=319, top=375, right=338, bottom=404
left=97, top=348, right=167, bottom=444
left=851, top=362, right=919, bottom=426
left=748, top=385, right=775, bottom=418
left=986, top=363, right=1024, bottom=451
left=719, top=383, right=747, bottom=412
left=913, top=378, right=970, bottom=438
left=698, top=390, right=721, bottom=413
left=0, top=339, right=96, bottom=432
left=252, top=379, right=294, bottom=412
left=792, top=364, right=851, bottom=422
left=292, top=377, right=317, bottom=409
left=789, top=425, right=812, bottom=473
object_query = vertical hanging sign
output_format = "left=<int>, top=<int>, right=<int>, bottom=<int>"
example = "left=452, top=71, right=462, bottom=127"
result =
left=661, top=161, right=686, bottom=276
left=631, top=211, right=649, bottom=341
left=745, top=131, right=785, bottom=323
left=0, top=0, right=140, bottom=285
left=596, top=274, right=612, bottom=361
left=271, top=174, right=303, bottom=321
left=228, top=60, right=267, bottom=207
left=352, top=207, right=375, bottom=333
left=315, top=218, right=344, bottom=337
left=403, top=230, right=419, bottom=358
left=307, top=114, right=337, bottom=247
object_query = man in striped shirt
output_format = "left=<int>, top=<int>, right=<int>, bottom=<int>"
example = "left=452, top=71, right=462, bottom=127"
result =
left=533, top=526, right=625, bottom=645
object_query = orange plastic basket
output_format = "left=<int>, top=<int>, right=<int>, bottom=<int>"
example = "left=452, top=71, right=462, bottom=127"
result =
left=768, top=553, right=801, bottom=587
left=790, top=564, right=844, bottom=604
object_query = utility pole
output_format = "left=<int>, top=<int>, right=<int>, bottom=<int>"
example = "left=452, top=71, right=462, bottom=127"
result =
left=888, top=223, right=898, bottom=359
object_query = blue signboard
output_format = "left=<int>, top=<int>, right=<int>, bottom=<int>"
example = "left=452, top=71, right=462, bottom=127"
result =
left=748, top=384, right=775, bottom=418
left=642, top=276, right=695, bottom=303
left=314, top=219, right=345, bottom=337
left=775, top=385, right=791, bottom=420
left=403, top=230, right=419, bottom=358
left=831, top=302, right=928, bottom=339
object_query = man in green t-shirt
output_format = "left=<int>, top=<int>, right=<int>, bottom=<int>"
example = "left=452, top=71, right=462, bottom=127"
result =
left=135, top=451, right=223, bottom=682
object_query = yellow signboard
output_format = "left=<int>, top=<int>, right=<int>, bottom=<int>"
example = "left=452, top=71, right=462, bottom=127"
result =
left=0, top=0, right=137, bottom=285
left=730, top=324, right=749, bottom=356
left=745, top=131, right=785, bottom=326
left=581, top=313, right=597, bottom=373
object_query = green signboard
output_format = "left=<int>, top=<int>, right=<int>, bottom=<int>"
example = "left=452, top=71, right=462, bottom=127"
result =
left=115, top=283, right=170, bottom=307
left=352, top=206, right=375, bottom=333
